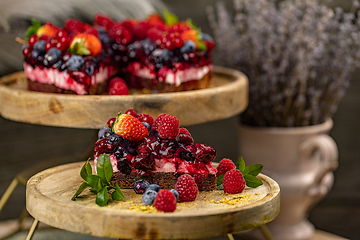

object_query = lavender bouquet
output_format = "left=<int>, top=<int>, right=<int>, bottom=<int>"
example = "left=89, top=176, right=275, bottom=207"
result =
left=208, top=0, right=360, bottom=127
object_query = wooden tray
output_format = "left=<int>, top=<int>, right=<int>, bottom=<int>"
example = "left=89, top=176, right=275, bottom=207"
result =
left=26, top=161, right=280, bottom=239
left=0, top=66, right=248, bottom=128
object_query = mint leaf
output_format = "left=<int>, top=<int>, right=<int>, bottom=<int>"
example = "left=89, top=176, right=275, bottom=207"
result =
left=80, top=160, right=92, bottom=181
left=96, top=187, right=109, bottom=206
left=112, top=183, right=124, bottom=201
left=97, top=154, right=113, bottom=183
left=86, top=175, right=103, bottom=192
left=162, top=8, right=179, bottom=26
left=243, top=164, right=263, bottom=176
left=71, top=182, right=91, bottom=201
left=216, top=184, right=223, bottom=190
left=216, top=174, right=224, bottom=186
left=244, top=174, right=263, bottom=188
left=236, top=157, right=246, bottom=173
left=25, top=19, right=41, bottom=40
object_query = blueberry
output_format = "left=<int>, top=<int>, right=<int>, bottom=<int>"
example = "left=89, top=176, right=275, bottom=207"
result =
left=45, top=48, right=62, bottom=65
left=142, top=122, right=151, bottom=132
left=180, top=40, right=196, bottom=53
left=99, top=33, right=113, bottom=45
left=108, top=134, right=122, bottom=145
left=84, top=60, right=97, bottom=76
left=33, top=40, right=46, bottom=53
left=200, top=32, right=213, bottom=41
left=142, top=39, right=156, bottom=55
left=142, top=189, right=157, bottom=206
left=170, top=189, right=179, bottom=201
left=98, top=127, right=111, bottom=139
left=67, top=55, right=84, bottom=71
left=152, top=49, right=174, bottom=63
left=133, top=180, right=150, bottom=194
left=31, top=49, right=44, bottom=63
left=147, top=184, right=160, bottom=192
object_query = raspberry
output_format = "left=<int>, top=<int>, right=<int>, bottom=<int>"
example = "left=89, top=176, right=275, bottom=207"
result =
left=216, top=158, right=236, bottom=177
left=154, top=189, right=177, bottom=212
left=223, top=169, right=246, bottom=194
left=175, top=174, right=198, bottom=202
left=153, top=114, right=179, bottom=139
left=108, top=77, right=129, bottom=95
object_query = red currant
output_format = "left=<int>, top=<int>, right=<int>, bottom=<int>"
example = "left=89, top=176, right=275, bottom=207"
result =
left=28, top=35, right=38, bottom=48
left=22, top=47, right=31, bottom=58
left=125, top=109, right=137, bottom=118
left=107, top=118, right=116, bottom=128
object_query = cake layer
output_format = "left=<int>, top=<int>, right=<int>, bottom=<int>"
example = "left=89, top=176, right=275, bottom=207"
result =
left=111, top=172, right=216, bottom=191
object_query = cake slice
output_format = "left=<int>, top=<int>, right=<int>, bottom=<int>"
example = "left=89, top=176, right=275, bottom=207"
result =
left=94, top=110, right=217, bottom=191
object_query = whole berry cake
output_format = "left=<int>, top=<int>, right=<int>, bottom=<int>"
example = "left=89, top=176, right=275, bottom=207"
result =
left=94, top=109, right=218, bottom=191
left=21, top=11, right=215, bottom=95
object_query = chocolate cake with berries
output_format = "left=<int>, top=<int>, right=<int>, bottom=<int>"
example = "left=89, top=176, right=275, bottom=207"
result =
left=94, top=109, right=217, bottom=191
left=21, top=11, right=215, bottom=95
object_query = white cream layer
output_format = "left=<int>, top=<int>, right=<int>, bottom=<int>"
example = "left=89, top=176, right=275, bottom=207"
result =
left=24, top=63, right=111, bottom=95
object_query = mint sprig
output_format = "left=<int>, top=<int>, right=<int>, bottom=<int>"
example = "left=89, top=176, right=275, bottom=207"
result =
left=71, top=154, right=124, bottom=206
left=216, top=157, right=263, bottom=189
left=25, top=19, right=42, bottom=40
left=162, top=8, right=179, bottom=26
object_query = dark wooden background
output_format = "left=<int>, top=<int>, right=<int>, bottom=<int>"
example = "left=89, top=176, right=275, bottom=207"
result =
left=0, top=0, right=359, bottom=239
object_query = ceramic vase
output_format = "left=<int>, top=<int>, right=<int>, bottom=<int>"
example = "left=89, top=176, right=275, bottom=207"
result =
left=238, top=119, right=338, bottom=240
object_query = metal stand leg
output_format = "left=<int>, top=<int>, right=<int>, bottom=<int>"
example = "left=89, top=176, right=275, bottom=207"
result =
left=259, top=224, right=275, bottom=240
left=0, top=178, right=19, bottom=212
left=25, top=219, right=39, bottom=240
left=225, top=233, right=235, bottom=240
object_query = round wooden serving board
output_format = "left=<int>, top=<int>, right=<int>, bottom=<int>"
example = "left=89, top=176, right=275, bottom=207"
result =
left=26, top=162, right=280, bottom=239
left=0, top=66, right=248, bottom=128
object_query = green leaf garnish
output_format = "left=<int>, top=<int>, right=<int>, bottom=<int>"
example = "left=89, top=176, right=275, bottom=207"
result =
left=236, top=157, right=246, bottom=172
left=243, top=174, right=263, bottom=188
left=25, top=19, right=41, bottom=40
left=69, top=38, right=90, bottom=56
left=243, top=164, right=263, bottom=176
left=185, top=18, right=208, bottom=51
left=72, top=154, right=124, bottom=206
left=216, top=157, right=264, bottom=189
left=80, top=159, right=92, bottom=181
left=162, top=8, right=179, bottom=26
left=112, top=183, right=124, bottom=201
left=97, top=154, right=113, bottom=184
left=71, top=182, right=91, bottom=201
left=96, top=187, right=109, bottom=207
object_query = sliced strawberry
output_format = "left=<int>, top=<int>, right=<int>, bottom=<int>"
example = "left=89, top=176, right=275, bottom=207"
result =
left=36, top=23, right=59, bottom=38
left=70, top=33, right=102, bottom=56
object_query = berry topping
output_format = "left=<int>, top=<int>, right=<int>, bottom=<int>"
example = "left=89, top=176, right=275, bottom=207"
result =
left=36, top=23, right=59, bottom=38
left=108, top=77, right=129, bottom=95
left=133, top=179, right=150, bottom=194
left=147, top=184, right=161, bottom=193
left=44, top=48, right=62, bottom=65
left=67, top=55, right=84, bottom=71
left=107, top=118, right=116, bottom=128
left=108, top=134, right=122, bottom=145
left=98, top=126, right=111, bottom=139
left=216, top=158, right=236, bottom=177
left=222, top=169, right=246, bottom=194
left=142, top=122, right=151, bottom=132
left=192, top=144, right=216, bottom=164
left=142, top=189, right=157, bottom=206
left=70, top=33, right=102, bottom=56
left=137, top=113, right=154, bottom=126
left=125, top=109, right=137, bottom=118
left=112, top=113, right=149, bottom=141
left=154, top=189, right=177, bottom=212
left=175, top=174, right=198, bottom=202
left=154, top=114, right=180, bottom=139
left=180, top=40, right=196, bottom=53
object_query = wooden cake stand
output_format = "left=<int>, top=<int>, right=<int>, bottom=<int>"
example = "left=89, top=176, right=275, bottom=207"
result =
left=26, top=161, right=280, bottom=240
left=0, top=66, right=248, bottom=128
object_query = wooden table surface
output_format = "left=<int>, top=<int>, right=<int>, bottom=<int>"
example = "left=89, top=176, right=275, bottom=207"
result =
left=26, top=161, right=280, bottom=239
left=0, top=66, right=248, bottom=128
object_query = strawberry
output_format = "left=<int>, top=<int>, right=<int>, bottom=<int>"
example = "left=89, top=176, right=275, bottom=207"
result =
left=223, top=169, right=246, bottom=194
left=112, top=113, right=149, bottom=141
left=175, top=174, right=198, bottom=202
left=216, top=158, right=236, bottom=177
left=36, top=23, right=59, bottom=38
left=108, top=77, right=129, bottom=95
left=69, top=33, right=102, bottom=56
left=155, top=114, right=180, bottom=139
left=154, top=189, right=177, bottom=212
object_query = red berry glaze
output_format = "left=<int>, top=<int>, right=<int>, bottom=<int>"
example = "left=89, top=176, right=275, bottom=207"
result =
left=175, top=174, right=198, bottom=202
left=192, top=144, right=216, bottom=164
left=216, top=158, right=236, bottom=177
left=223, top=169, right=246, bottom=194
left=154, top=189, right=177, bottom=212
